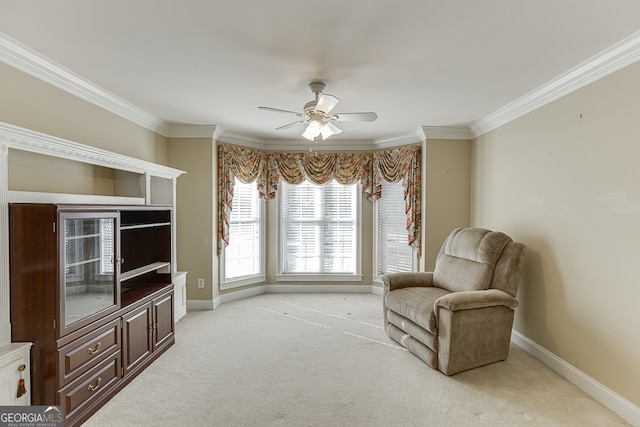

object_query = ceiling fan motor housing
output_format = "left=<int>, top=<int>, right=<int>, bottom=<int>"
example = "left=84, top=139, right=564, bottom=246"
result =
left=304, top=100, right=318, bottom=113
left=304, top=82, right=326, bottom=114
left=308, top=81, right=326, bottom=95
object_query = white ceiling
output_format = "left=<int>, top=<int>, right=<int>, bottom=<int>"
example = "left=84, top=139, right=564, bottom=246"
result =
left=1, top=1, right=640, bottom=144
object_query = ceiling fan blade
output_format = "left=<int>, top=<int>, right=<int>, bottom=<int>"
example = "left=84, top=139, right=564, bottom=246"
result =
left=315, top=94, right=340, bottom=113
left=330, top=112, right=378, bottom=122
left=275, top=121, right=306, bottom=130
left=258, top=106, right=301, bottom=115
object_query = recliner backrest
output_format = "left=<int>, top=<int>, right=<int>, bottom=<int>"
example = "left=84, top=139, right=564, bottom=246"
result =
left=433, top=227, right=512, bottom=293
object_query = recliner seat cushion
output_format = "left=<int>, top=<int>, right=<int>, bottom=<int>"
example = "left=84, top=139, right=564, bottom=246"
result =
left=384, top=287, right=450, bottom=334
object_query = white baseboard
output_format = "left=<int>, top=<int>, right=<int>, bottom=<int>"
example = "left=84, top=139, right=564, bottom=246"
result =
left=192, top=284, right=379, bottom=308
left=219, top=283, right=374, bottom=304
left=511, top=330, right=640, bottom=426
left=266, top=284, right=373, bottom=294
left=186, top=299, right=215, bottom=311
left=220, top=285, right=267, bottom=304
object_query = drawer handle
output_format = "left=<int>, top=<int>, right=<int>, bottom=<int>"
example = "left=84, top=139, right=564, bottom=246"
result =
left=88, top=377, right=102, bottom=392
left=87, top=342, right=102, bottom=355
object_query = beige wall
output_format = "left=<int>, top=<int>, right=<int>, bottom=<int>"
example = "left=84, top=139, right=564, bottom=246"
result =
left=471, top=61, right=640, bottom=406
left=424, top=139, right=471, bottom=270
left=8, top=149, right=116, bottom=195
left=167, top=138, right=216, bottom=302
left=1, top=62, right=167, bottom=195
left=1, top=62, right=166, bottom=163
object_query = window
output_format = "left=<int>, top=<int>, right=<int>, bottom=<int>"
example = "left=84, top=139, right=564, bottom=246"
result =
left=65, top=218, right=114, bottom=281
left=221, top=178, right=265, bottom=288
left=100, top=218, right=114, bottom=275
left=279, top=180, right=361, bottom=281
left=374, top=180, right=415, bottom=280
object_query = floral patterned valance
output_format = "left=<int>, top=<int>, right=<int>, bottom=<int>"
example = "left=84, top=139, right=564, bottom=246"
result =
left=217, top=144, right=422, bottom=258
left=265, top=151, right=374, bottom=199
left=372, top=146, right=422, bottom=256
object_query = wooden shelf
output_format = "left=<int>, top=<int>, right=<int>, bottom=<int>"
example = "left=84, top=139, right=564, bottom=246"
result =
left=120, top=262, right=170, bottom=281
left=120, top=283, right=172, bottom=308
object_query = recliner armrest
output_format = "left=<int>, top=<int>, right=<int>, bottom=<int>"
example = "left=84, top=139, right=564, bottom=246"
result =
left=434, top=289, right=519, bottom=313
left=382, top=272, right=434, bottom=292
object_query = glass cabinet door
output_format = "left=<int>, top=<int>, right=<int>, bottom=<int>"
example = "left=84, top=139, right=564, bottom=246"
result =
left=60, top=212, right=119, bottom=335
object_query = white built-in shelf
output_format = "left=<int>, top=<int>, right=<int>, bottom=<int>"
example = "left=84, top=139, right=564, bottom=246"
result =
left=120, top=262, right=170, bottom=282
left=0, top=120, right=186, bottom=348
left=8, top=191, right=145, bottom=205
left=120, top=222, right=171, bottom=231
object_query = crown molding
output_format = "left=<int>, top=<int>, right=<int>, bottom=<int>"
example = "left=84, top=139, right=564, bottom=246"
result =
left=264, top=138, right=377, bottom=152
left=373, top=128, right=426, bottom=148
left=422, top=126, right=472, bottom=140
left=167, top=125, right=218, bottom=139
left=5, top=27, right=639, bottom=145
left=215, top=131, right=268, bottom=149
left=0, top=121, right=184, bottom=179
left=0, top=32, right=169, bottom=137
left=0, top=31, right=431, bottom=150
left=470, top=30, right=640, bottom=138
left=210, top=127, right=377, bottom=151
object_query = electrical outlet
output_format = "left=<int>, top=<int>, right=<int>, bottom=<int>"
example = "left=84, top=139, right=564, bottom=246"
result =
left=197, top=278, right=205, bottom=289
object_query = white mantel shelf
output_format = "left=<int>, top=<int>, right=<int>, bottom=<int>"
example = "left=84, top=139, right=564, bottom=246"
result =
left=0, top=121, right=184, bottom=179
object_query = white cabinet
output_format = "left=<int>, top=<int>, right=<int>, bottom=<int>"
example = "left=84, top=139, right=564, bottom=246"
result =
left=173, top=271, right=188, bottom=322
left=0, top=343, right=32, bottom=406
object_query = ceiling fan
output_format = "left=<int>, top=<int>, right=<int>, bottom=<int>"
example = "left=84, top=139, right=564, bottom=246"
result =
left=259, top=81, right=378, bottom=141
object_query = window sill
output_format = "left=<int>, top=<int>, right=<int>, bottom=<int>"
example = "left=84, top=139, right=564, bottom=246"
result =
left=275, top=273, right=363, bottom=282
left=220, top=274, right=266, bottom=291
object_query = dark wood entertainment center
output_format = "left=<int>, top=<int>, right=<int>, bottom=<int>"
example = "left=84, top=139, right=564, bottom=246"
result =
left=9, top=203, right=175, bottom=426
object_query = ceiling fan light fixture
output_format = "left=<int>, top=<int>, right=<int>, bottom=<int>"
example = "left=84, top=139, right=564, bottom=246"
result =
left=319, top=122, right=334, bottom=140
left=321, top=121, right=342, bottom=140
left=302, top=120, right=321, bottom=140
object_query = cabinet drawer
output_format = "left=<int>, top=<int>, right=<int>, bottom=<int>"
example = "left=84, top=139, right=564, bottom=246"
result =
left=58, top=351, right=121, bottom=423
left=58, top=318, right=121, bottom=386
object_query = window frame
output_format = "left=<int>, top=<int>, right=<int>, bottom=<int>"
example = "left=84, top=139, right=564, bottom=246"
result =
left=277, top=179, right=362, bottom=282
left=373, top=180, right=417, bottom=283
left=220, top=178, right=266, bottom=290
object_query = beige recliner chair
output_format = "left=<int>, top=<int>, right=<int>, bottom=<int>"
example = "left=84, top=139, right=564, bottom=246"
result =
left=383, top=227, right=526, bottom=375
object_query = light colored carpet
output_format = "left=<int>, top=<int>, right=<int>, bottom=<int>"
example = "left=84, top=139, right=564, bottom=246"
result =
left=85, top=293, right=628, bottom=426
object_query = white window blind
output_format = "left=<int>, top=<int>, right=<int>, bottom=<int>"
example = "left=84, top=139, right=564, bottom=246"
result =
left=376, top=180, right=414, bottom=276
left=281, top=180, right=358, bottom=274
left=224, top=179, right=263, bottom=282
left=99, top=218, right=114, bottom=274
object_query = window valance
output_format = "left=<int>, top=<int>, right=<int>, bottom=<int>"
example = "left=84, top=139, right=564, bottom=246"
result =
left=217, top=144, right=422, bottom=258
left=372, top=146, right=422, bottom=257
